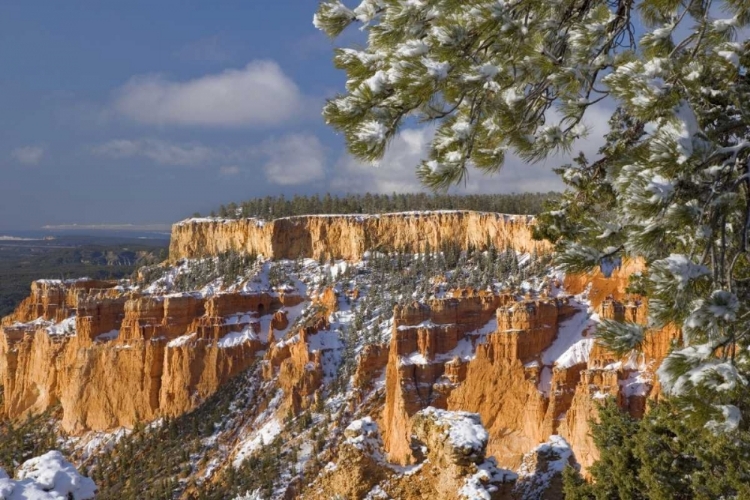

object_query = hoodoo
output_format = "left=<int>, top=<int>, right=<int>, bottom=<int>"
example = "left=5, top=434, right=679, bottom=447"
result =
left=0, top=211, right=675, bottom=498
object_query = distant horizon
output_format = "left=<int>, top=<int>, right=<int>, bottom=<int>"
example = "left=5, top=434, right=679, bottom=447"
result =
left=0, top=190, right=561, bottom=232
left=0, top=227, right=172, bottom=239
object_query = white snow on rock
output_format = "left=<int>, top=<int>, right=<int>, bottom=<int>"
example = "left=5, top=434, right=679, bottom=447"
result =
left=536, top=295, right=598, bottom=395
left=527, top=435, right=573, bottom=474
left=217, top=326, right=259, bottom=348
left=364, top=484, right=390, bottom=500
left=232, top=419, right=282, bottom=467
left=419, top=407, right=488, bottom=456
left=94, top=329, right=119, bottom=342
left=541, top=299, right=597, bottom=369
left=0, top=451, right=96, bottom=500
left=45, top=317, right=77, bottom=336
left=9, top=318, right=52, bottom=332
left=231, top=490, right=265, bottom=500
left=620, top=369, right=652, bottom=398
left=459, top=458, right=517, bottom=500
left=555, top=338, right=595, bottom=369
left=306, top=330, right=344, bottom=352
left=514, top=435, right=573, bottom=499
left=167, top=332, right=196, bottom=348
left=399, top=316, right=497, bottom=367
left=74, top=428, right=130, bottom=461
left=344, top=417, right=384, bottom=458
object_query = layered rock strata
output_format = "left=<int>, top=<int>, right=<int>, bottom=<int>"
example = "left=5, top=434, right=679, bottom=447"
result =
left=0, top=212, right=680, bottom=495
left=169, top=211, right=549, bottom=262
left=0, top=279, right=302, bottom=433
left=375, top=278, right=677, bottom=475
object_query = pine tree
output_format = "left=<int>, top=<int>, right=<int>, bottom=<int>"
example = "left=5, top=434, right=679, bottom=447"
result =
left=316, top=0, right=750, bottom=432
left=315, top=1, right=750, bottom=496
left=565, top=397, right=750, bottom=499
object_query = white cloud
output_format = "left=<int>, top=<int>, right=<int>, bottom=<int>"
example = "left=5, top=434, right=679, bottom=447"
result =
left=92, top=139, right=218, bottom=166
left=261, top=134, right=326, bottom=185
left=332, top=104, right=612, bottom=194
left=11, top=146, right=45, bottom=165
left=113, top=61, right=302, bottom=127
left=332, top=127, right=434, bottom=193
left=92, top=134, right=327, bottom=184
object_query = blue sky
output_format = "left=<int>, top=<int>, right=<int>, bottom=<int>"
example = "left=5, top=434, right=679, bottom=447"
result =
left=0, top=1, right=578, bottom=230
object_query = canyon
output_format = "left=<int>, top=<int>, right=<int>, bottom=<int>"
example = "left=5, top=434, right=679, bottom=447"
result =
left=0, top=211, right=676, bottom=499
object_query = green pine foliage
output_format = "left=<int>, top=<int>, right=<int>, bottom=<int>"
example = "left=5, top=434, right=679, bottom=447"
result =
left=135, top=251, right=259, bottom=292
left=315, top=0, right=750, bottom=482
left=314, top=0, right=642, bottom=188
left=564, top=399, right=750, bottom=499
left=92, top=366, right=261, bottom=500
left=562, top=401, right=646, bottom=500
left=0, top=402, right=62, bottom=472
left=208, top=192, right=557, bottom=221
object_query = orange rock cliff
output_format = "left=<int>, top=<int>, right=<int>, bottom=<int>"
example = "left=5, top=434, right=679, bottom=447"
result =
left=168, top=211, right=548, bottom=261
left=0, top=211, right=677, bottom=496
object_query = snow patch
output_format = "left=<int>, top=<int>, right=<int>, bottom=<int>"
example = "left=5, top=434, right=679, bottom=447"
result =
left=167, top=333, right=196, bottom=348
left=514, top=435, right=573, bottom=499
left=233, top=419, right=282, bottom=467
left=0, top=451, right=96, bottom=500
left=419, top=407, right=488, bottom=455
left=541, top=300, right=597, bottom=368
left=45, top=317, right=77, bottom=336
left=94, top=330, right=119, bottom=342
left=460, top=458, right=517, bottom=500
left=217, top=326, right=259, bottom=348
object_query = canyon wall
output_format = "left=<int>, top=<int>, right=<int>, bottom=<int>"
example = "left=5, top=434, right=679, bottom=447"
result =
left=169, top=212, right=549, bottom=261
left=358, top=264, right=677, bottom=475
left=0, top=211, right=679, bottom=497
left=0, top=279, right=301, bottom=433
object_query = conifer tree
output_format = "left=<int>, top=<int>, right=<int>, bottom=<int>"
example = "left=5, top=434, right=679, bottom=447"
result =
left=316, top=2, right=750, bottom=497
left=315, top=0, right=750, bottom=435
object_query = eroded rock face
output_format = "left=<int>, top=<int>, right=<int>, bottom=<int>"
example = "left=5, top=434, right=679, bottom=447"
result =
left=513, top=436, right=574, bottom=500
left=304, top=417, right=390, bottom=499
left=0, top=212, right=681, bottom=497
left=0, top=279, right=299, bottom=433
left=377, top=281, right=677, bottom=476
left=305, top=411, right=516, bottom=500
left=169, top=212, right=549, bottom=262
left=382, top=294, right=573, bottom=467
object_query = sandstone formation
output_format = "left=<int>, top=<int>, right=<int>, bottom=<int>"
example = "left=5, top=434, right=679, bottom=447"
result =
left=169, top=212, right=549, bottom=262
left=306, top=411, right=516, bottom=500
left=0, top=279, right=302, bottom=433
left=513, top=436, right=574, bottom=499
left=370, top=277, right=677, bottom=475
left=0, top=211, right=681, bottom=498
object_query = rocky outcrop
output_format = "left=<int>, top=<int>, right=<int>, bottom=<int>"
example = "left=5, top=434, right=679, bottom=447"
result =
left=0, top=210, right=683, bottom=498
left=513, top=436, right=574, bottom=500
left=303, top=417, right=391, bottom=499
left=382, top=293, right=574, bottom=466
left=376, top=279, right=677, bottom=476
left=169, top=212, right=549, bottom=262
left=0, top=279, right=301, bottom=433
left=0, top=450, right=97, bottom=499
left=306, top=411, right=516, bottom=500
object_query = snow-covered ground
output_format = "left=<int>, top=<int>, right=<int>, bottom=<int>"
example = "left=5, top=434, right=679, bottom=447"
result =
left=538, top=291, right=600, bottom=395
left=0, top=451, right=96, bottom=500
